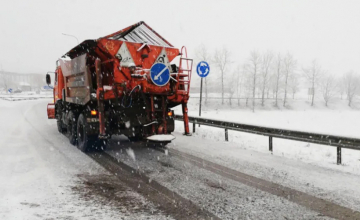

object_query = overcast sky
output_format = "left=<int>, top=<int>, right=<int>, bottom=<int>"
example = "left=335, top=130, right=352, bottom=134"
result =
left=0, top=0, right=359, bottom=76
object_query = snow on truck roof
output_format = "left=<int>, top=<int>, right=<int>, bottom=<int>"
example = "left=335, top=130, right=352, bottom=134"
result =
left=105, top=21, right=173, bottom=48
left=63, top=21, right=173, bottom=58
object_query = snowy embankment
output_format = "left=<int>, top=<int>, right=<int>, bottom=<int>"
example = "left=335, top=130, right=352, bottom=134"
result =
left=169, top=95, right=360, bottom=213
left=0, top=92, right=52, bottom=101
left=173, top=95, right=360, bottom=175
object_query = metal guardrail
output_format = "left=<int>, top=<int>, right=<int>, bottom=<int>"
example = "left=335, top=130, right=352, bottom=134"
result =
left=0, top=96, right=52, bottom=101
left=189, top=96, right=276, bottom=100
left=174, top=115, right=360, bottom=165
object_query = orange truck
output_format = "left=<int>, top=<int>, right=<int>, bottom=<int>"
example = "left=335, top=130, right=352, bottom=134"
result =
left=46, top=21, right=192, bottom=151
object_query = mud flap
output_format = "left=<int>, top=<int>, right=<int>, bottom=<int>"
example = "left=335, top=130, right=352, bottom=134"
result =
left=47, top=103, right=55, bottom=119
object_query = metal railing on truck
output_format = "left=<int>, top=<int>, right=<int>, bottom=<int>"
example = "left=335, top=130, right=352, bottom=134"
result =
left=174, top=115, right=360, bottom=165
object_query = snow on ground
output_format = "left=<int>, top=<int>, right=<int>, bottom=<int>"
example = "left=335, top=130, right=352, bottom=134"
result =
left=106, top=137, right=333, bottom=220
left=173, top=94, right=360, bottom=175
left=0, top=99, right=171, bottom=220
left=2, top=95, right=360, bottom=218
left=170, top=131, right=360, bottom=213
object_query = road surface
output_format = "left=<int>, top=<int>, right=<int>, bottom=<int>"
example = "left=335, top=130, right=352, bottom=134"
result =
left=1, top=99, right=360, bottom=219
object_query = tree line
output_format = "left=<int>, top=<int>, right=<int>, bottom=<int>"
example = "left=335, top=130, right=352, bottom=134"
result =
left=194, top=44, right=359, bottom=111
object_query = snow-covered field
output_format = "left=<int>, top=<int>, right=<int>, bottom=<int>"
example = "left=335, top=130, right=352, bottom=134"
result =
left=174, top=94, right=360, bottom=175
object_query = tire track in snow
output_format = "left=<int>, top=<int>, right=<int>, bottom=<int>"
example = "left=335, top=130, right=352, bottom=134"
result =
left=169, top=148, right=360, bottom=220
left=87, top=151, right=221, bottom=220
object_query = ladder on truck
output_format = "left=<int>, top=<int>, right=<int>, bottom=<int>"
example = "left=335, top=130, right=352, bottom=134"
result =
left=176, top=46, right=192, bottom=135
left=176, top=46, right=193, bottom=96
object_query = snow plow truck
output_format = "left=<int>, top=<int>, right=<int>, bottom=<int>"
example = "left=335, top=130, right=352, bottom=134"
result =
left=46, top=21, right=192, bottom=151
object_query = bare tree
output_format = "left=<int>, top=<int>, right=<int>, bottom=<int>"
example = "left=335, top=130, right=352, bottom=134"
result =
left=243, top=64, right=252, bottom=107
left=238, top=65, right=246, bottom=105
left=231, top=65, right=243, bottom=106
left=269, top=73, right=276, bottom=98
left=337, top=80, right=345, bottom=100
left=195, top=44, right=210, bottom=103
left=273, top=53, right=283, bottom=106
left=247, top=51, right=261, bottom=112
left=303, top=60, right=322, bottom=106
left=343, top=71, right=359, bottom=107
left=266, top=74, right=273, bottom=98
left=260, top=51, right=273, bottom=106
left=228, top=70, right=238, bottom=106
left=283, top=53, right=297, bottom=107
left=289, top=74, right=300, bottom=99
left=320, top=73, right=337, bottom=106
left=214, top=47, right=231, bottom=104
left=0, top=71, right=9, bottom=93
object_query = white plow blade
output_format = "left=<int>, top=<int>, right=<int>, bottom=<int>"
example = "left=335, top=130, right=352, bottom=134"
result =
left=146, top=134, right=175, bottom=142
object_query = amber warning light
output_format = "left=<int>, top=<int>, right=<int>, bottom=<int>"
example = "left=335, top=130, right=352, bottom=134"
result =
left=167, top=111, right=173, bottom=117
left=91, top=110, right=97, bottom=116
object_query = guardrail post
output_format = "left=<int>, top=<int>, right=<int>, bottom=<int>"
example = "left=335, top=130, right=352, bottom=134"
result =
left=337, top=147, right=341, bottom=165
left=225, top=128, right=228, bottom=141
left=193, top=122, right=196, bottom=133
left=269, top=136, right=273, bottom=153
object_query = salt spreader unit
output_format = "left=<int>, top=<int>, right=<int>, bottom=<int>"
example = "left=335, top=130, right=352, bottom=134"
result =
left=46, top=21, right=192, bottom=151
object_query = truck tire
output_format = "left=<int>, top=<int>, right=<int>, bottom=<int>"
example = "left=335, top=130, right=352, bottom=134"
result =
left=57, top=120, right=65, bottom=133
left=57, top=112, right=66, bottom=133
left=77, top=113, right=91, bottom=152
left=56, top=102, right=66, bottom=133
left=67, top=111, right=77, bottom=145
left=77, top=114, right=107, bottom=152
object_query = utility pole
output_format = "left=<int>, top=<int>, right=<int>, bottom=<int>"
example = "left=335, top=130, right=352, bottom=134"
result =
left=199, top=78, right=203, bottom=117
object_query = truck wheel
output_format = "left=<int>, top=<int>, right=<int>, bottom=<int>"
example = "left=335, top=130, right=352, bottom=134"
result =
left=67, top=111, right=77, bottom=145
left=57, top=116, right=66, bottom=133
left=57, top=120, right=64, bottom=133
left=77, top=113, right=91, bottom=152
left=56, top=102, right=66, bottom=133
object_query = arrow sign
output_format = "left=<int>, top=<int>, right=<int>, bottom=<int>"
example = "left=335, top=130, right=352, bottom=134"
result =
left=154, top=65, right=168, bottom=80
left=150, top=63, right=170, bottom=86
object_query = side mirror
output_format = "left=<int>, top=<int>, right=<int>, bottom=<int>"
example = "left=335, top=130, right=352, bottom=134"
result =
left=46, top=74, right=51, bottom=85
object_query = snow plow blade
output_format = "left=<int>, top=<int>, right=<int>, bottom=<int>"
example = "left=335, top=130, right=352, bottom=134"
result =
left=146, top=134, right=175, bottom=142
left=47, top=103, right=55, bottom=119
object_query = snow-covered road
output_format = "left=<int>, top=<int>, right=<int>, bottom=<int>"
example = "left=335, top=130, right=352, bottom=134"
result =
left=1, top=99, right=360, bottom=219
left=0, top=99, right=172, bottom=219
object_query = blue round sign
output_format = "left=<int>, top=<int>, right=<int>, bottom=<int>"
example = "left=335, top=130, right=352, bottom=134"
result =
left=150, top=63, right=170, bottom=86
left=196, top=61, right=210, bottom=78
left=8, top=88, right=12, bottom=93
